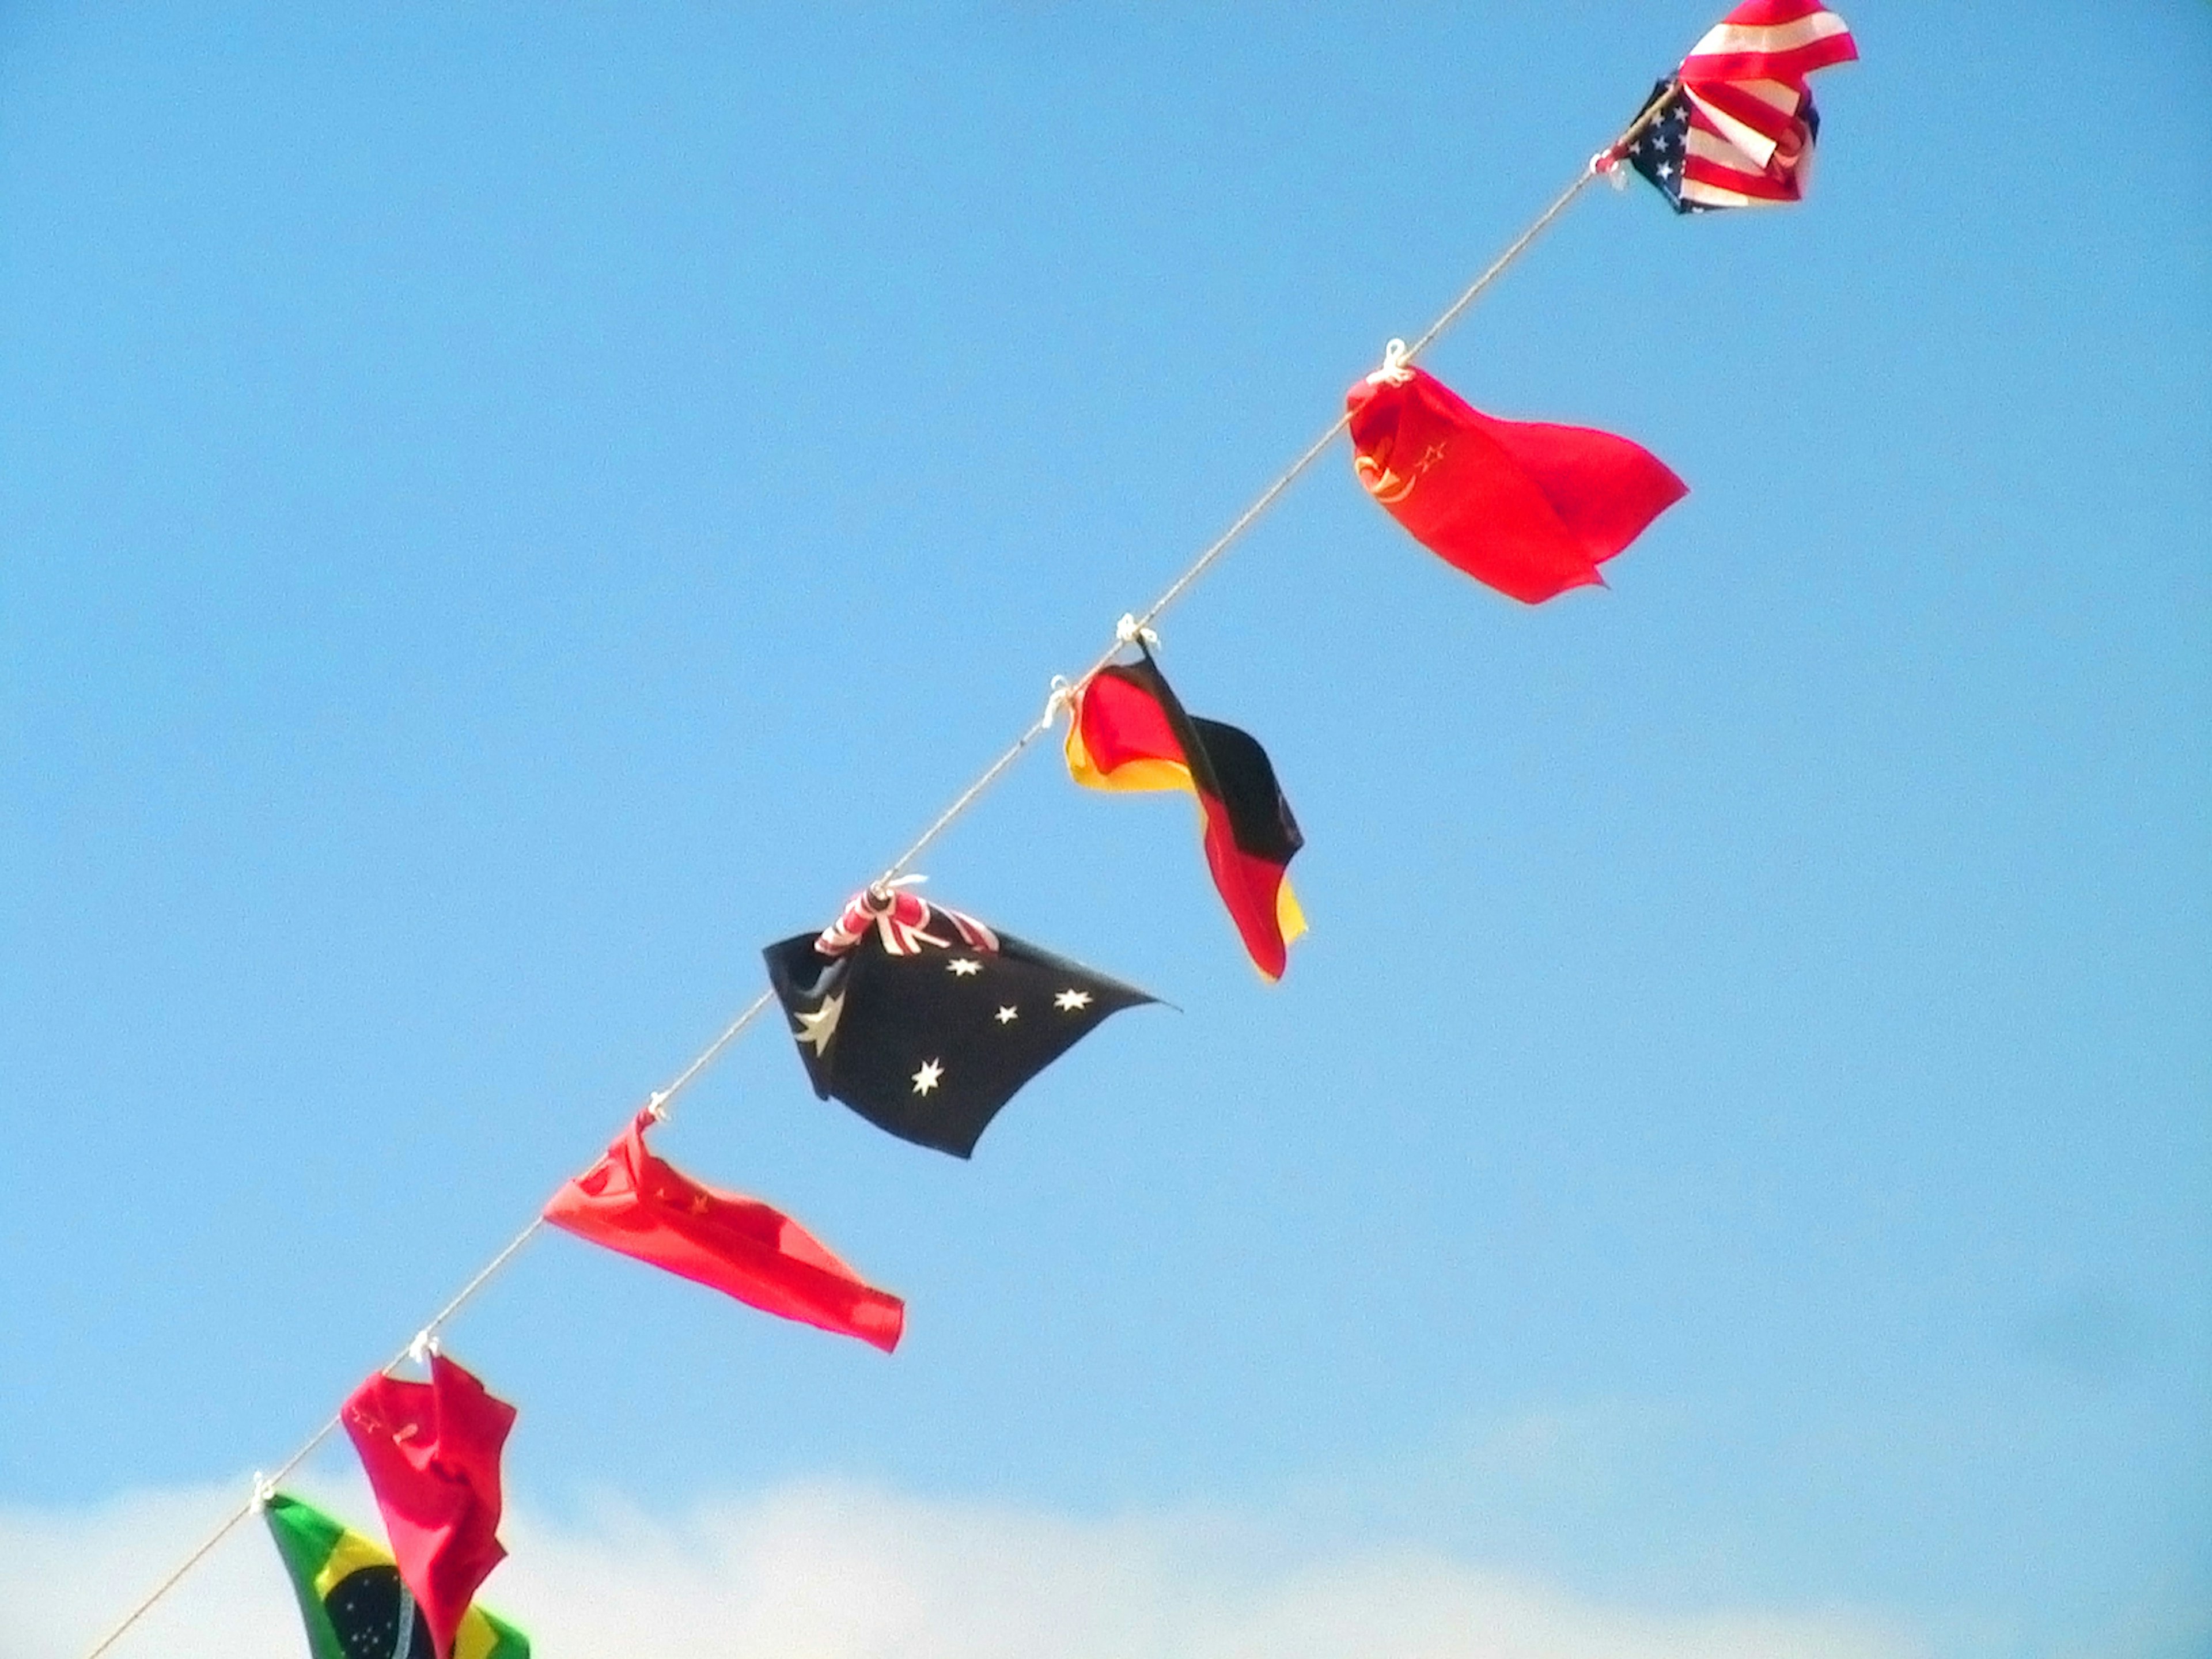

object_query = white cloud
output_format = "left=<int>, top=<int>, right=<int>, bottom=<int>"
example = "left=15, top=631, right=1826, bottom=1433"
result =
left=5, top=1478, right=1923, bottom=1659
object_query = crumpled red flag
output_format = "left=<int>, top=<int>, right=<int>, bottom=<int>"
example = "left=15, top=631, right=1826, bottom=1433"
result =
left=544, top=1110, right=904, bottom=1351
left=341, top=1351, right=516, bottom=1659
left=1346, top=359, right=1687, bottom=604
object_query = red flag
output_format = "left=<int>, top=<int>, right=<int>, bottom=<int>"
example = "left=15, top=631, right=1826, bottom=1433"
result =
left=1345, top=361, right=1686, bottom=604
left=544, top=1111, right=904, bottom=1352
left=341, top=1352, right=515, bottom=1659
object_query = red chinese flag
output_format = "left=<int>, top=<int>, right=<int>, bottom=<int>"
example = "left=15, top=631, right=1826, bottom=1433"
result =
left=341, top=1353, right=515, bottom=1659
left=544, top=1112, right=904, bottom=1353
left=1345, top=364, right=1686, bottom=603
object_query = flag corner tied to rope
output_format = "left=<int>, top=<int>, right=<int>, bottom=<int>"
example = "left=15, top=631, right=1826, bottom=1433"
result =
left=1612, top=0, right=1859, bottom=214
left=1344, top=362, right=1686, bottom=604
left=1063, top=649, right=1306, bottom=981
left=341, top=1353, right=516, bottom=1659
left=764, top=885, right=1156, bottom=1158
left=544, top=1109, right=905, bottom=1351
left=264, top=1489, right=529, bottom=1659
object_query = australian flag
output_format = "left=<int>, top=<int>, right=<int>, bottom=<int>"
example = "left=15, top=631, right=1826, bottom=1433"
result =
left=764, top=887, right=1156, bottom=1158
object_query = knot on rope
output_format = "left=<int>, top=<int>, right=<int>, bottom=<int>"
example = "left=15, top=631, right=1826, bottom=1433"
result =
left=1115, top=613, right=1160, bottom=650
left=251, top=1471, right=275, bottom=1510
left=406, top=1329, right=440, bottom=1368
left=863, top=873, right=927, bottom=912
left=1042, top=675, right=1076, bottom=726
left=1365, top=339, right=1415, bottom=386
left=645, top=1089, right=671, bottom=1121
left=1593, top=146, right=1628, bottom=186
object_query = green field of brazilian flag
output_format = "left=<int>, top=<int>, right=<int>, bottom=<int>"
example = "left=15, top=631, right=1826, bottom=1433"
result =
left=264, top=1494, right=528, bottom=1659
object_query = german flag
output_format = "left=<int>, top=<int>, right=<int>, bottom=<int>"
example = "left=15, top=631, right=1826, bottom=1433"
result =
left=264, top=1491, right=528, bottom=1659
left=1065, top=649, right=1305, bottom=980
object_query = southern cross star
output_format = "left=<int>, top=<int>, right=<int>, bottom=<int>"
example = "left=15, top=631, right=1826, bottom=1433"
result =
left=1053, top=988, right=1092, bottom=1012
left=948, top=957, right=982, bottom=976
left=911, top=1058, right=944, bottom=1095
left=994, top=1005, right=1018, bottom=1024
left=793, top=991, right=844, bottom=1054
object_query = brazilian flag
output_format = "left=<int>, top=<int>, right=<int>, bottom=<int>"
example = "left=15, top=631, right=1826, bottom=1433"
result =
left=264, top=1492, right=529, bottom=1659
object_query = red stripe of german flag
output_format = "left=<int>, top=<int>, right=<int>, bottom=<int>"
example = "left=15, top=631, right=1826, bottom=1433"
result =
left=1065, top=651, right=1305, bottom=980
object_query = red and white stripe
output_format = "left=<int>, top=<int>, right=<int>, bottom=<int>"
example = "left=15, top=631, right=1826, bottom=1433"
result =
left=1681, top=78, right=1814, bottom=206
left=1681, top=0, right=1857, bottom=86
left=816, top=886, right=999, bottom=958
left=1673, top=1, right=1855, bottom=210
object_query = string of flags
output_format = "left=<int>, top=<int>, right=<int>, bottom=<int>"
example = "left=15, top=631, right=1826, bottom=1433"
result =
left=82, top=6, right=1857, bottom=1655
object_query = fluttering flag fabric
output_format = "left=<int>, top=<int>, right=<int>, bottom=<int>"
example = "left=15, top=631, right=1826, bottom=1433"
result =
left=764, top=887, right=1154, bottom=1158
left=544, top=1109, right=904, bottom=1351
left=264, top=1491, right=529, bottom=1659
left=1063, top=649, right=1305, bottom=980
left=1616, top=1, right=1858, bottom=213
left=342, top=1353, right=516, bottom=1659
left=1344, top=358, right=1687, bottom=603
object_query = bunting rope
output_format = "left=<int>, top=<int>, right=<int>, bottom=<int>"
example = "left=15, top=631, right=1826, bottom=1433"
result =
left=79, top=100, right=1665, bottom=1658
left=876, top=149, right=1618, bottom=885
left=74, top=1002, right=786, bottom=1658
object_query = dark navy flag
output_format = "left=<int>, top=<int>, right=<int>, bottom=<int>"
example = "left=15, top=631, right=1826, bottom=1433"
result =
left=764, top=887, right=1156, bottom=1158
left=1623, top=82, right=1703, bottom=215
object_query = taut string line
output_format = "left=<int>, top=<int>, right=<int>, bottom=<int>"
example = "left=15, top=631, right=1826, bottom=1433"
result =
left=80, top=102, right=1662, bottom=1657
left=874, top=129, right=1643, bottom=883
left=73, top=997, right=781, bottom=1659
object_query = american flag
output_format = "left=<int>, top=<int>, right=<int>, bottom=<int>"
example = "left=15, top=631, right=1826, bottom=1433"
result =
left=1620, top=1, right=1857, bottom=214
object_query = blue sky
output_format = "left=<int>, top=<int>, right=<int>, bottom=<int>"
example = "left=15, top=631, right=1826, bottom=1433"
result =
left=2, top=5, right=2206, bottom=1657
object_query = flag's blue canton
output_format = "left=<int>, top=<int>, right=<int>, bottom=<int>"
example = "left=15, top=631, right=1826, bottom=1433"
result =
left=1625, top=85, right=1702, bottom=215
